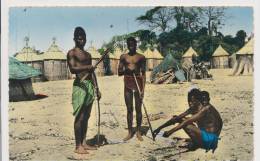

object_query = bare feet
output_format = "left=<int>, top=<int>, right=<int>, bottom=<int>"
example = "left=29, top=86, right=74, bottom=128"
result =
left=74, top=146, right=89, bottom=154
left=83, top=144, right=97, bottom=150
left=136, top=131, right=143, bottom=141
left=123, top=132, right=134, bottom=141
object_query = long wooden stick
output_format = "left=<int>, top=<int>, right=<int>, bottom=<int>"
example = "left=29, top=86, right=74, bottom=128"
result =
left=133, top=73, right=155, bottom=141
left=80, top=48, right=111, bottom=82
left=92, top=73, right=101, bottom=146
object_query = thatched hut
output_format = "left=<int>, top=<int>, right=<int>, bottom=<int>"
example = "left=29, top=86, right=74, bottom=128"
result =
left=9, top=57, right=41, bottom=101
left=15, top=45, right=44, bottom=82
left=182, top=47, right=198, bottom=63
left=87, top=46, right=104, bottom=76
left=110, top=47, right=123, bottom=75
left=143, top=48, right=154, bottom=71
left=152, top=48, right=164, bottom=68
left=211, top=45, right=230, bottom=68
left=43, top=39, right=70, bottom=81
left=229, top=53, right=237, bottom=68
left=232, top=38, right=254, bottom=76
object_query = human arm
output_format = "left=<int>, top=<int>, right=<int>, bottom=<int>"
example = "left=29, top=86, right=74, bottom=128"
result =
left=163, top=107, right=208, bottom=137
left=67, top=51, right=94, bottom=74
left=118, top=55, right=125, bottom=76
left=153, top=109, right=191, bottom=136
left=140, top=56, right=146, bottom=97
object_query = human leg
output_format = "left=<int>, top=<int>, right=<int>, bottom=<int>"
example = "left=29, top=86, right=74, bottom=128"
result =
left=123, top=87, right=134, bottom=141
left=134, top=91, right=143, bottom=141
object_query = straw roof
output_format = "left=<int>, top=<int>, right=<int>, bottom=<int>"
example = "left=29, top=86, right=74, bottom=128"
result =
left=212, top=45, right=229, bottom=57
left=9, top=57, right=41, bottom=80
left=15, top=46, right=43, bottom=62
left=236, top=38, right=254, bottom=55
left=87, top=46, right=101, bottom=59
left=182, top=47, right=198, bottom=58
left=108, top=52, right=116, bottom=59
left=143, top=48, right=154, bottom=59
left=43, top=41, right=66, bottom=60
left=153, top=49, right=163, bottom=59
left=137, top=48, right=144, bottom=55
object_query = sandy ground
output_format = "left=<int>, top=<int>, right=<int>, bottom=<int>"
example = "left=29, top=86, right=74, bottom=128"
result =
left=9, top=69, right=253, bottom=161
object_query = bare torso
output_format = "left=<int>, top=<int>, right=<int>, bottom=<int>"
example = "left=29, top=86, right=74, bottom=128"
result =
left=119, top=52, right=146, bottom=76
left=197, top=105, right=223, bottom=135
left=67, top=47, right=93, bottom=80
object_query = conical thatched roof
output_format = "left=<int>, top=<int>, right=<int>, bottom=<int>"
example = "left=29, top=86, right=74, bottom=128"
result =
left=9, top=57, right=41, bottom=80
left=143, top=48, right=154, bottom=59
left=236, top=38, right=254, bottom=55
left=212, top=45, right=229, bottom=57
left=137, top=48, right=144, bottom=55
left=182, top=47, right=198, bottom=58
left=153, top=49, right=163, bottom=59
left=87, top=46, right=101, bottom=59
left=15, top=46, right=43, bottom=62
left=43, top=41, right=66, bottom=60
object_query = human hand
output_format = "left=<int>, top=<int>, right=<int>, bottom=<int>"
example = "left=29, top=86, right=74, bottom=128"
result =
left=153, top=128, right=161, bottom=137
left=140, top=92, right=144, bottom=99
left=89, top=65, right=95, bottom=72
left=97, top=90, right=102, bottom=100
left=163, top=131, right=171, bottom=138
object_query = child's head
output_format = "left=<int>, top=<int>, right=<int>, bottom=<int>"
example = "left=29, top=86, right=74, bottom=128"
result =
left=201, top=90, right=210, bottom=106
left=188, top=88, right=202, bottom=108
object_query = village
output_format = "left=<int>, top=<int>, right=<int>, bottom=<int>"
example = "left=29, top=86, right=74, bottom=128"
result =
left=8, top=6, right=254, bottom=161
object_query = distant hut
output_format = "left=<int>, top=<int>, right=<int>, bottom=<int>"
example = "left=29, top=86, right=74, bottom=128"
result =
left=9, top=57, right=41, bottom=101
left=232, top=38, right=254, bottom=75
left=152, top=48, right=164, bottom=68
left=211, top=45, right=230, bottom=68
left=229, top=53, right=237, bottom=68
left=110, top=47, right=122, bottom=75
left=143, top=48, right=154, bottom=71
left=182, top=47, right=198, bottom=63
left=15, top=37, right=44, bottom=82
left=43, top=38, right=69, bottom=81
left=87, top=46, right=104, bottom=76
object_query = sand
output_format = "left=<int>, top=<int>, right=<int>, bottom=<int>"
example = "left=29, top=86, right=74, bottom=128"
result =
left=9, top=69, right=254, bottom=161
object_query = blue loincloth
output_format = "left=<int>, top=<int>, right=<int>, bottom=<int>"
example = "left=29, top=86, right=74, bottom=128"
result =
left=200, top=128, right=219, bottom=152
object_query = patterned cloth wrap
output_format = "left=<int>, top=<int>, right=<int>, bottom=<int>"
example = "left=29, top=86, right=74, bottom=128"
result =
left=72, top=78, right=95, bottom=117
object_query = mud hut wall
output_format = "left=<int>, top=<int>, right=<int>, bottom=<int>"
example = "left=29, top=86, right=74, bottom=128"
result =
left=212, top=56, right=229, bottom=69
left=110, top=59, right=119, bottom=75
left=182, top=57, right=192, bottom=63
left=9, top=78, right=35, bottom=101
left=44, top=60, right=69, bottom=81
left=146, top=59, right=154, bottom=71
left=44, top=60, right=54, bottom=81
left=153, top=59, right=163, bottom=68
left=92, top=58, right=104, bottom=76
left=24, top=61, right=44, bottom=82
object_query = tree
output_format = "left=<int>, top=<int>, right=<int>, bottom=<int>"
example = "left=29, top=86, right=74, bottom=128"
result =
left=201, top=7, right=226, bottom=36
left=133, top=30, right=157, bottom=51
left=234, top=30, right=247, bottom=48
left=136, top=7, right=175, bottom=32
left=171, top=7, right=203, bottom=32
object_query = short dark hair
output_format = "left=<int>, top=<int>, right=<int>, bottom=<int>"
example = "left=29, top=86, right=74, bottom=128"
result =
left=74, top=26, right=86, bottom=38
left=127, top=37, right=137, bottom=45
left=188, top=88, right=202, bottom=102
left=201, top=91, right=210, bottom=101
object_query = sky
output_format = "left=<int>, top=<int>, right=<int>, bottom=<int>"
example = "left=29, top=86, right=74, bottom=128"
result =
left=8, top=7, right=253, bottom=56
